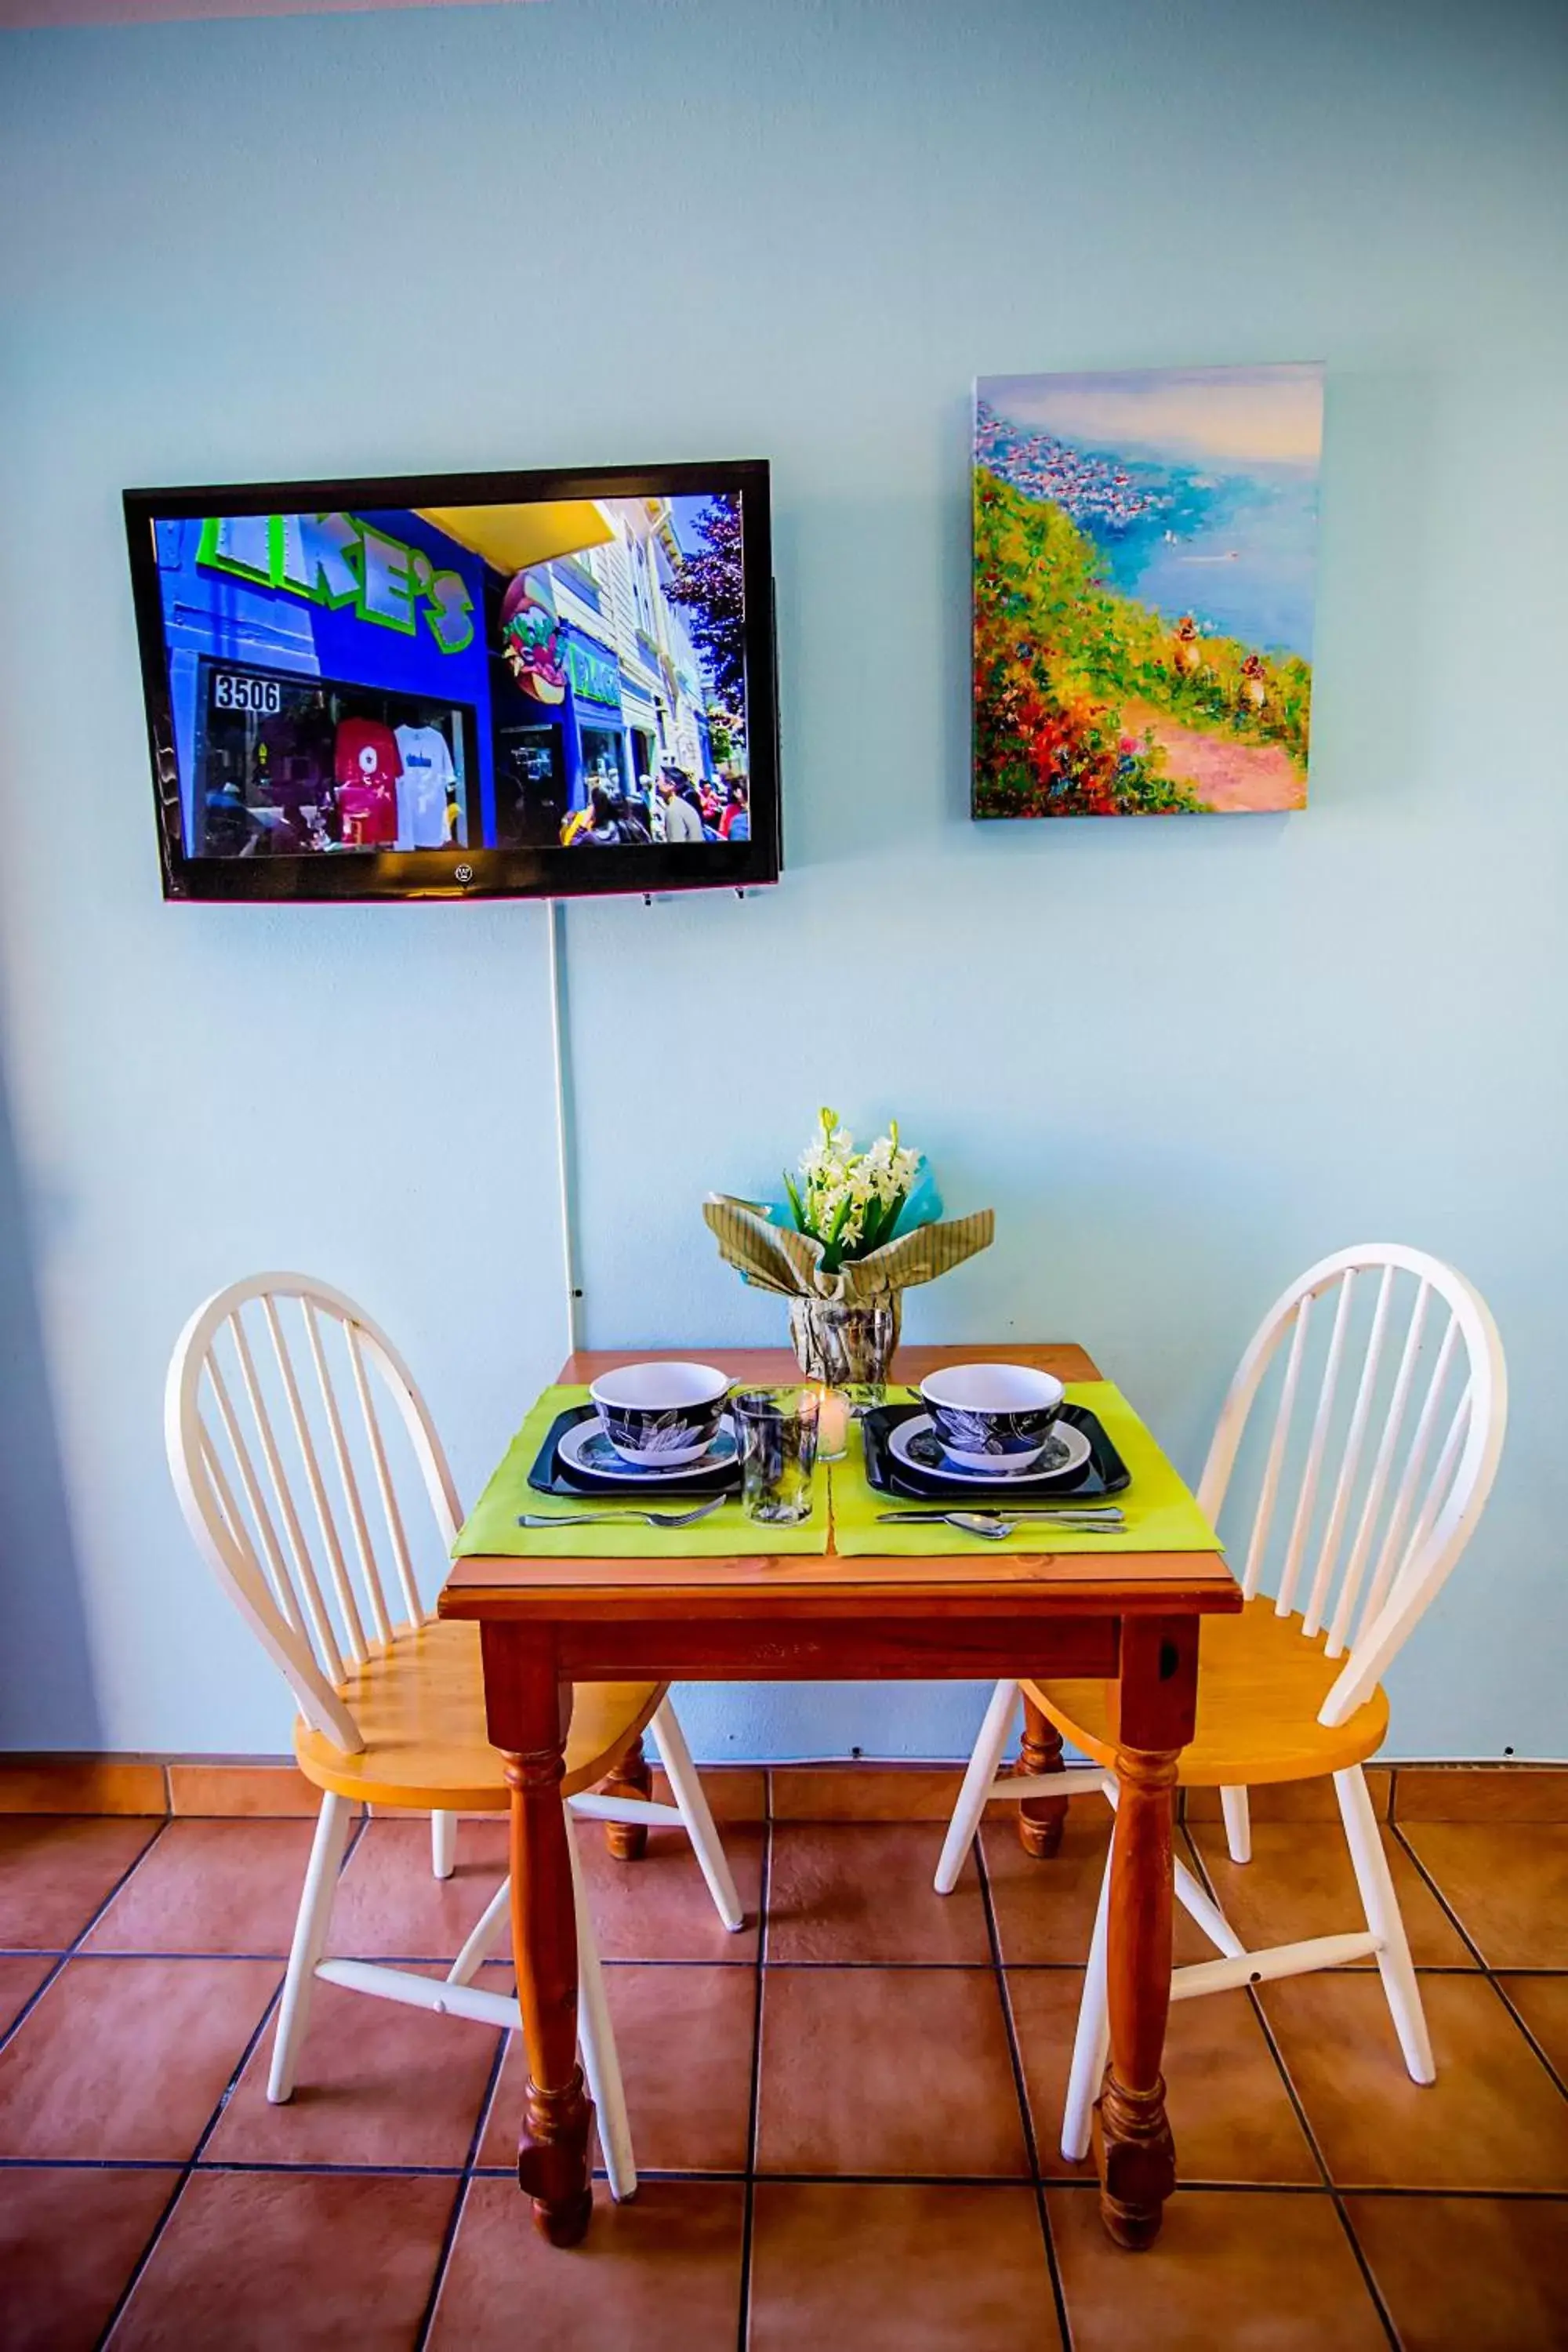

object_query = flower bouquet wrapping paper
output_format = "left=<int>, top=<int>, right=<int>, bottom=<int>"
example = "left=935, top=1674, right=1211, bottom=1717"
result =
left=702, top=1110, right=993, bottom=1306
left=702, top=1192, right=995, bottom=1304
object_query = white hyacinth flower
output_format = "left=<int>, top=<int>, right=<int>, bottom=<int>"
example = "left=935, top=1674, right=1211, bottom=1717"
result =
left=789, top=1107, right=920, bottom=1270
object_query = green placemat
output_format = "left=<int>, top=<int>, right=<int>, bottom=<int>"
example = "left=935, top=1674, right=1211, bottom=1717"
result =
left=452, top=1385, right=830, bottom=1559
left=828, top=1382, right=1222, bottom=1555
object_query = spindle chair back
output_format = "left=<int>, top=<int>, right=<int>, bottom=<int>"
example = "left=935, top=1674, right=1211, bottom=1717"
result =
left=166, top=1270, right=460, bottom=1755
left=930, top=1245, right=1507, bottom=2151
left=1196, top=1243, right=1506, bottom=1728
left=165, top=1272, right=743, bottom=2199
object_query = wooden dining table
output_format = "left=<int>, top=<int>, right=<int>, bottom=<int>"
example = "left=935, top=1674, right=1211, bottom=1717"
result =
left=438, top=1341, right=1241, bottom=2250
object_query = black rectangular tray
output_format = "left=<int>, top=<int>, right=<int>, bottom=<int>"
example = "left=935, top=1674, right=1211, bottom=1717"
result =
left=528, top=1403, right=740, bottom=1501
left=860, top=1401, right=1130, bottom=1504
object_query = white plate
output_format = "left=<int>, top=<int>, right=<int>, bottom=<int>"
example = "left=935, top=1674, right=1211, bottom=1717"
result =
left=887, top=1411, right=1091, bottom=1486
left=558, top=1414, right=739, bottom=1485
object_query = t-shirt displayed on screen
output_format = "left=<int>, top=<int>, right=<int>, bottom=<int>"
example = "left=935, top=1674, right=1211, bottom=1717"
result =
left=334, top=718, right=401, bottom=848
left=393, top=724, right=458, bottom=849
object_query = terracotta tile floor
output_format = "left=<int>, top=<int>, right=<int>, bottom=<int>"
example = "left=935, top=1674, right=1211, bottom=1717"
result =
left=2, top=1803, right=1566, bottom=2349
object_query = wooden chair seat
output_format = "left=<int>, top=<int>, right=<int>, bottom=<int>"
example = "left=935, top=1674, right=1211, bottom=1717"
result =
left=294, top=1618, right=662, bottom=1813
left=1025, top=1594, right=1390, bottom=1788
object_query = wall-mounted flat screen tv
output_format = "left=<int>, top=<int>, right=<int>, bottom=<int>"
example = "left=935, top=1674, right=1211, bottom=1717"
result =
left=124, top=461, right=779, bottom=902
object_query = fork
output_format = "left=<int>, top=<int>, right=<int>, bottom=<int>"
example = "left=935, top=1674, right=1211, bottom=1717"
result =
left=517, top=1495, right=731, bottom=1531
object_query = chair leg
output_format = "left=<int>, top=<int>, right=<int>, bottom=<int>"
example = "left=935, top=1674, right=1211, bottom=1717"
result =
left=1219, top=1785, right=1252, bottom=1864
left=431, top=1809, right=457, bottom=1881
left=447, top=1874, right=512, bottom=1987
left=935, top=1679, right=1018, bottom=1895
left=651, top=1698, right=744, bottom=1932
left=1016, top=1691, right=1069, bottom=1858
left=601, top=1733, right=653, bottom=1862
left=1062, top=1834, right=1114, bottom=2162
left=1336, top=1763, right=1435, bottom=2085
left=565, top=1812, right=637, bottom=2203
left=268, top=1790, right=353, bottom=2104
left=1174, top=1850, right=1247, bottom=1958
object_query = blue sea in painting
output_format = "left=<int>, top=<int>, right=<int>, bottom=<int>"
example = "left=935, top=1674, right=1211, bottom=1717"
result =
left=974, top=372, right=1322, bottom=660
left=1093, top=462, right=1319, bottom=659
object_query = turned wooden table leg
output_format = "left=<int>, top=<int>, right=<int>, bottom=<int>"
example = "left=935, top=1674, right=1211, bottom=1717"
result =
left=1015, top=1690, right=1068, bottom=1857
left=601, top=1730, right=652, bottom=1861
left=482, top=1624, right=593, bottom=2246
left=1094, top=1615, right=1197, bottom=2250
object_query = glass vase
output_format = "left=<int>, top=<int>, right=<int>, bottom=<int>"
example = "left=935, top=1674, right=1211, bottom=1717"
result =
left=787, top=1293, right=902, bottom=1392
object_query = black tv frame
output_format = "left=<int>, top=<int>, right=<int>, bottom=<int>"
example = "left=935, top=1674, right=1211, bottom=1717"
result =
left=123, top=459, right=780, bottom=903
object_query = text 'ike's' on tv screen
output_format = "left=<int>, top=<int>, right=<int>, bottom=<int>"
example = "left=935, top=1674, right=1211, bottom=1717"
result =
left=151, top=492, right=752, bottom=862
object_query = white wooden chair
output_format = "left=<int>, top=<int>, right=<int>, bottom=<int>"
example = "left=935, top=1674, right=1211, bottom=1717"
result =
left=165, top=1272, right=744, bottom=2202
left=933, top=1243, right=1507, bottom=2158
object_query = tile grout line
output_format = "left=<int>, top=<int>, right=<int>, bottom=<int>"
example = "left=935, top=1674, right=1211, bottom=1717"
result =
left=974, top=1824, right=1075, bottom=2352
left=91, top=1976, right=289, bottom=2348
left=1327, top=2184, right=1402, bottom=2348
left=88, top=1810, right=370, bottom=2351
left=1484, top=1983, right=1568, bottom=2106
left=415, top=2172, right=473, bottom=2348
left=412, top=1996, right=514, bottom=2350
left=8, top=1948, right=435, bottom=1966
left=16, top=1805, right=779, bottom=2335
left=1387, top=1821, right=1568, bottom=2102
left=12, top=1797, right=1560, bottom=2336
left=1387, top=1820, right=1490, bottom=1967
left=1179, top=1824, right=1340, bottom=2191
left=1237, top=1973, right=1340, bottom=2201
left=1179, top=1823, right=1403, bottom=2347
left=9, top=2151, right=1563, bottom=2198
left=0, top=1816, right=176, bottom=2063
left=9, top=1938, right=1534, bottom=1974
left=1178, top=1825, right=1404, bottom=2311
left=733, top=1791, right=774, bottom=2352
left=1241, top=1795, right=1568, bottom=2160
left=452, top=1987, right=517, bottom=2183
left=737, top=2171, right=1566, bottom=2197
left=1189, top=1820, right=1522, bottom=2347
left=53, top=2156, right=471, bottom=2177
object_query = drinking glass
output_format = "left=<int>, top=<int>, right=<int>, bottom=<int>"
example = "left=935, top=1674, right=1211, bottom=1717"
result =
left=731, top=1386, right=820, bottom=1526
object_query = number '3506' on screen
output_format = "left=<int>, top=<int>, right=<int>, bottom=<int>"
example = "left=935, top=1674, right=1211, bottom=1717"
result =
left=212, top=673, right=281, bottom=714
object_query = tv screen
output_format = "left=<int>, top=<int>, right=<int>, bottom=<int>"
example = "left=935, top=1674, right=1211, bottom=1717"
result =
left=124, top=461, right=779, bottom=902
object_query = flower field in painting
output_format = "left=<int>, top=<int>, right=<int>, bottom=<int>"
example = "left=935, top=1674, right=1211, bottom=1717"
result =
left=972, top=367, right=1322, bottom=818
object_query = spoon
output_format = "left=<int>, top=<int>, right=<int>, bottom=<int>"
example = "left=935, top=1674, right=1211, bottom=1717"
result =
left=876, top=1508, right=1124, bottom=1538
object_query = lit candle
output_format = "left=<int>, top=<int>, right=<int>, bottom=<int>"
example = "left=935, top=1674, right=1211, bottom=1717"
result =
left=815, top=1383, right=850, bottom=1461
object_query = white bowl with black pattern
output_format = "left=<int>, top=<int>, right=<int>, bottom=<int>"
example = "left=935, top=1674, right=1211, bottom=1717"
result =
left=588, top=1359, right=731, bottom=1466
left=917, top=1362, right=1065, bottom=1472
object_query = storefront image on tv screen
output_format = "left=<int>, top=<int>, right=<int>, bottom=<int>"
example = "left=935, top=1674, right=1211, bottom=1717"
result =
left=124, top=462, right=779, bottom=902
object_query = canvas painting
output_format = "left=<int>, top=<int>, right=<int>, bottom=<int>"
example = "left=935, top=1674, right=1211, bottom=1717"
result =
left=972, top=362, right=1323, bottom=817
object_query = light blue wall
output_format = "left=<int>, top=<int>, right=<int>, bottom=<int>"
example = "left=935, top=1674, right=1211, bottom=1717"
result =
left=1, top=0, right=1564, bottom=1762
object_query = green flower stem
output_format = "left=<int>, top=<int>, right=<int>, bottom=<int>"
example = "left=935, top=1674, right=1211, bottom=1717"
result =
left=818, top=1191, right=855, bottom=1274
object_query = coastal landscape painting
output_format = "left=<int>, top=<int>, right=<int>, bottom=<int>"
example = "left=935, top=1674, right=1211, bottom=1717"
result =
left=972, top=363, right=1323, bottom=817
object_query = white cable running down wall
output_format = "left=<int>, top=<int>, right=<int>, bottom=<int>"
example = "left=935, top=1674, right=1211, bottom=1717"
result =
left=545, top=896, right=581, bottom=1358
